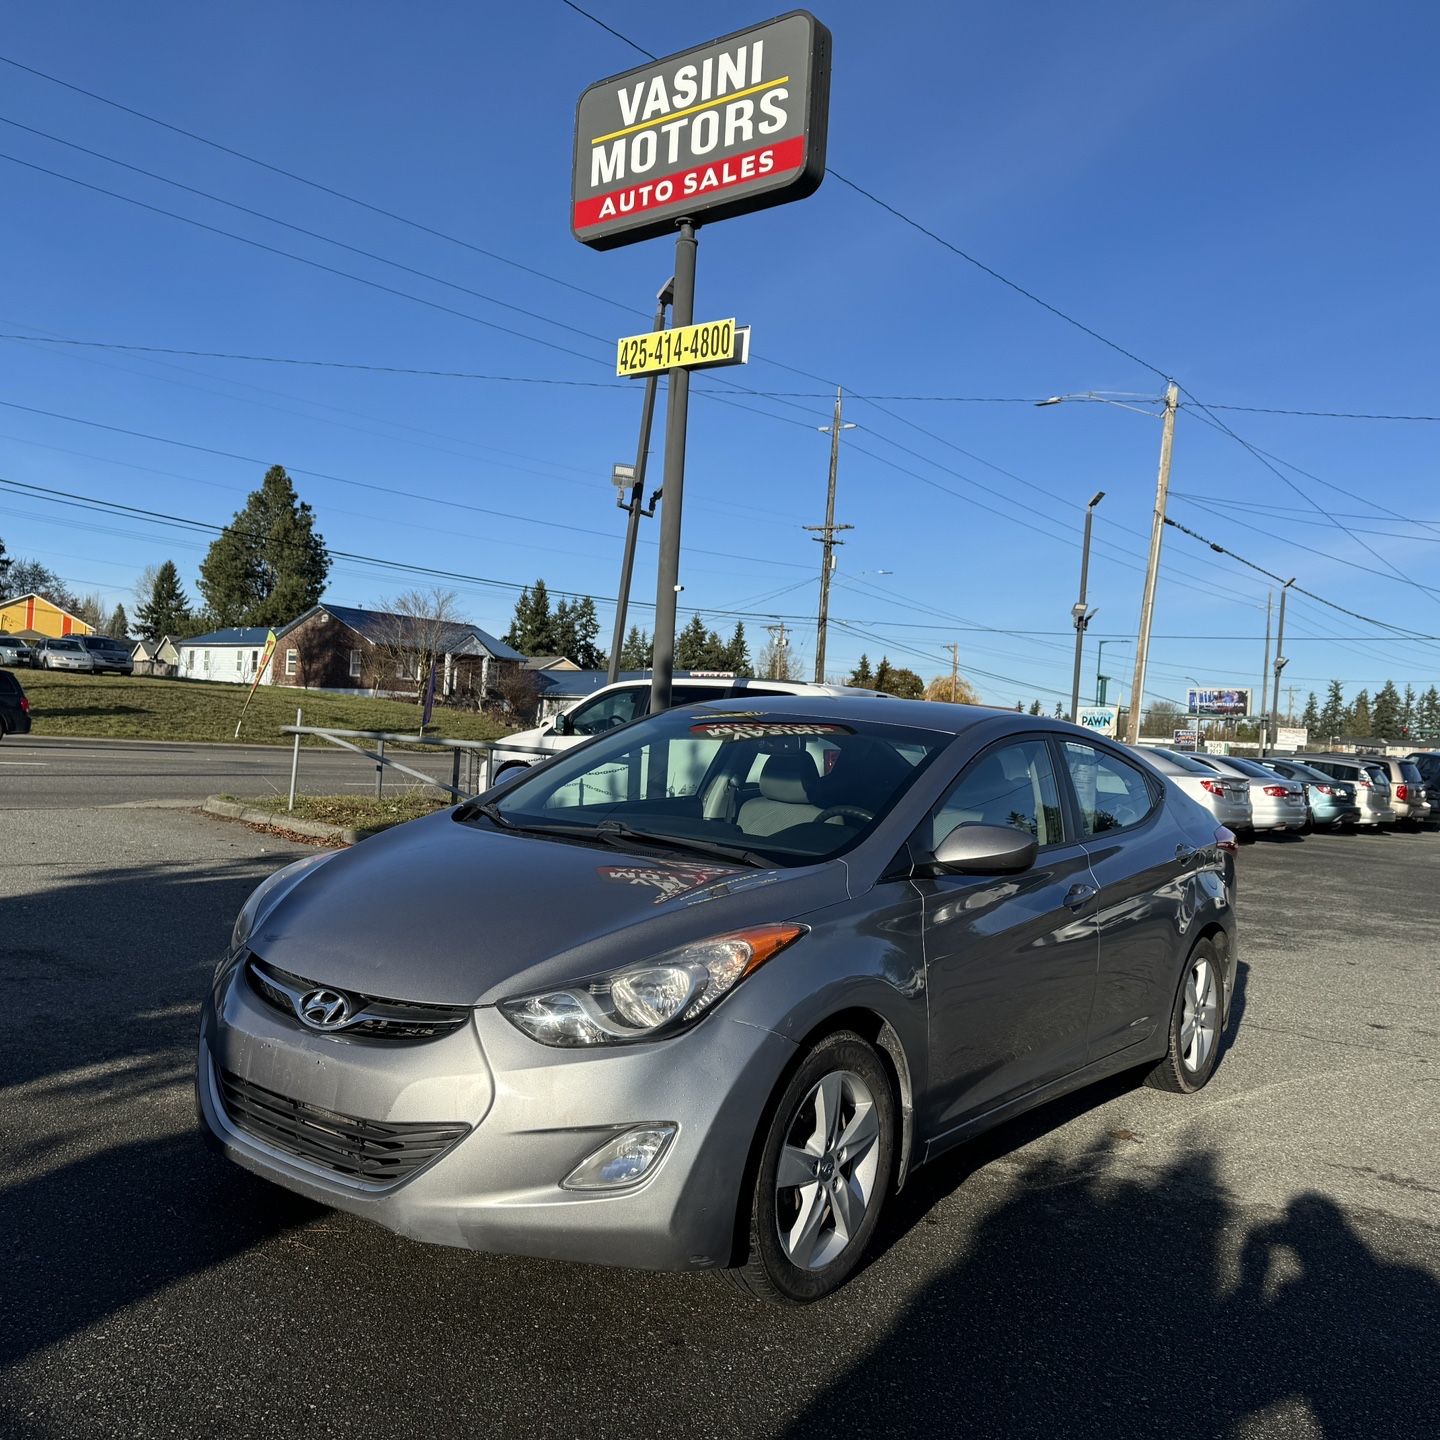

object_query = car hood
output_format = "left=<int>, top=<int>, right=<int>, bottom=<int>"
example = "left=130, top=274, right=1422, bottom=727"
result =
left=246, top=809, right=847, bottom=1006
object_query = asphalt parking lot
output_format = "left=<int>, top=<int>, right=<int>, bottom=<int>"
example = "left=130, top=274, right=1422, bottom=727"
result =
left=2, top=806, right=1437, bottom=1439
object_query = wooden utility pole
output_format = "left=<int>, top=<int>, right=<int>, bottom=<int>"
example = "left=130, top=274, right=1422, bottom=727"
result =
left=807, top=387, right=854, bottom=683
left=1124, top=382, right=1180, bottom=745
left=765, top=621, right=790, bottom=681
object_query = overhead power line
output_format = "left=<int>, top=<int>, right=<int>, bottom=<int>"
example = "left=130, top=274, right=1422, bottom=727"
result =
left=0, top=51, right=639, bottom=319
left=1189, top=402, right=1439, bottom=423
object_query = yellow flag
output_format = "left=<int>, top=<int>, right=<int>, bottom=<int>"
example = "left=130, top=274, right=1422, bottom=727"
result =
left=235, top=630, right=280, bottom=738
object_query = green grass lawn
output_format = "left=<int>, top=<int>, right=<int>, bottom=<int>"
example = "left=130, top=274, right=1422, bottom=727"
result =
left=217, top=793, right=449, bottom=826
left=18, top=670, right=515, bottom=746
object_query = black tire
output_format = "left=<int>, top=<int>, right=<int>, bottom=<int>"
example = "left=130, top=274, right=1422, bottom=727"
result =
left=723, top=1030, right=895, bottom=1304
left=1145, top=938, right=1226, bottom=1094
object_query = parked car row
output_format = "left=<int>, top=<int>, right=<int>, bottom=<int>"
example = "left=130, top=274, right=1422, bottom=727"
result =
left=0, top=634, right=135, bottom=672
left=1146, top=745, right=1435, bottom=835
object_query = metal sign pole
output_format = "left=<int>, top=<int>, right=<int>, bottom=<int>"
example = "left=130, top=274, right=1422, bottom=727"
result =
left=648, top=219, right=698, bottom=715
left=608, top=285, right=671, bottom=684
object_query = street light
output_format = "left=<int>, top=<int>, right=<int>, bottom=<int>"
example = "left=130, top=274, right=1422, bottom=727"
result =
left=1039, top=384, right=1180, bottom=745
left=1095, top=637, right=1130, bottom=706
left=1068, top=490, right=1104, bottom=723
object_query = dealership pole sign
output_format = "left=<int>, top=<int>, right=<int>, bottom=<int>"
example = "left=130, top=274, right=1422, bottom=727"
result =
left=572, top=11, right=831, bottom=249
left=573, top=12, right=831, bottom=719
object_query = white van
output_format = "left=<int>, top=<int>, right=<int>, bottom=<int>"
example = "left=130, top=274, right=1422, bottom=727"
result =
left=490, top=674, right=886, bottom=781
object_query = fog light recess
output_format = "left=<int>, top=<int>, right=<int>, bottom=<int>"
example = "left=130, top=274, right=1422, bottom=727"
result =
left=562, top=1125, right=677, bottom=1191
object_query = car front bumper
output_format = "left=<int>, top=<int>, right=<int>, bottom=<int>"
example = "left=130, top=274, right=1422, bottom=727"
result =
left=197, top=955, right=796, bottom=1272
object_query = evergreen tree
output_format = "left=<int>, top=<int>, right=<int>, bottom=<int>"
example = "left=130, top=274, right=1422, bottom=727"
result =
left=106, top=603, right=130, bottom=638
left=1372, top=680, right=1402, bottom=738
left=876, top=665, right=924, bottom=699
left=505, top=579, right=556, bottom=655
left=0, top=534, right=10, bottom=592
left=1029, top=700, right=1043, bottom=715
left=1301, top=691, right=1320, bottom=733
left=1347, top=689, right=1372, bottom=736
left=1318, top=679, right=1345, bottom=739
left=135, top=560, right=194, bottom=642
left=1420, top=686, right=1440, bottom=739
left=618, top=625, right=651, bottom=670
left=675, top=614, right=711, bottom=669
left=197, top=465, right=328, bottom=627
left=873, top=657, right=893, bottom=693
left=723, top=621, right=751, bottom=676
left=848, top=654, right=873, bottom=687
left=1054, top=703, right=1064, bottom=719
left=1401, top=684, right=1418, bottom=737
left=568, top=596, right=605, bottom=670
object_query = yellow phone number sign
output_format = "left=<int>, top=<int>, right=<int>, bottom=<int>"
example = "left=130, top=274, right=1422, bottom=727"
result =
left=616, top=319, right=749, bottom=378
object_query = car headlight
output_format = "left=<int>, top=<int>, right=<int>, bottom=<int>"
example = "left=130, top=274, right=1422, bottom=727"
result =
left=500, top=924, right=806, bottom=1047
left=230, top=850, right=338, bottom=954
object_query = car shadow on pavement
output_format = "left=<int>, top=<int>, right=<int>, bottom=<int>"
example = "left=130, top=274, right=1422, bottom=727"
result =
left=786, top=1145, right=1440, bottom=1439
left=0, top=854, right=319, bottom=1370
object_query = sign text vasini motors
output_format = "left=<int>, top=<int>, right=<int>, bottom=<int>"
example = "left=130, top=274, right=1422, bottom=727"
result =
left=572, top=10, right=831, bottom=249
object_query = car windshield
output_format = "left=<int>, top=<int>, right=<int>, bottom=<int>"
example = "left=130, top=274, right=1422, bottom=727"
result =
left=1224, top=757, right=1282, bottom=779
left=80, top=636, right=126, bottom=651
left=49, top=639, right=83, bottom=651
left=481, top=706, right=952, bottom=867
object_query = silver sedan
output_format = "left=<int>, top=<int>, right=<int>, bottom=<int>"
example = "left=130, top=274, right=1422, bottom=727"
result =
left=199, top=698, right=1238, bottom=1303
left=36, top=637, right=95, bottom=671
left=1186, top=753, right=1307, bottom=833
left=1144, top=747, right=1253, bottom=833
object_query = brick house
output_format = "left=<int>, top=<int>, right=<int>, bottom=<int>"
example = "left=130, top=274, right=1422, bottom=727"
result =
left=271, top=603, right=524, bottom=702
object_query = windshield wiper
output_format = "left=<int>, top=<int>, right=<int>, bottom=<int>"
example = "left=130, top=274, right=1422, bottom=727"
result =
left=589, top=820, right=772, bottom=868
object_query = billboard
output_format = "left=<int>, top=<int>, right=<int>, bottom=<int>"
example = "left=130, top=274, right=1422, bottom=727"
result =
left=1075, top=705, right=1118, bottom=737
left=1185, top=687, right=1252, bottom=718
left=572, top=11, right=831, bottom=249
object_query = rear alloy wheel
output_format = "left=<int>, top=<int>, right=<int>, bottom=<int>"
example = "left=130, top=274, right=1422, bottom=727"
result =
left=1145, top=938, right=1226, bottom=1094
left=725, top=1031, right=894, bottom=1304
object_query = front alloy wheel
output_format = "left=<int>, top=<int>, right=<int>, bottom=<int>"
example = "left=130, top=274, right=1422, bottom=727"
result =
left=726, top=1031, right=894, bottom=1303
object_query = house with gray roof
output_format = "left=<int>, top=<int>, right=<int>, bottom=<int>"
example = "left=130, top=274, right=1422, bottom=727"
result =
left=272, top=603, right=525, bottom=702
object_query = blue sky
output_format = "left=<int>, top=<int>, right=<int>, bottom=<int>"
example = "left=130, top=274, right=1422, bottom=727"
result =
left=2, top=0, right=1436, bottom=713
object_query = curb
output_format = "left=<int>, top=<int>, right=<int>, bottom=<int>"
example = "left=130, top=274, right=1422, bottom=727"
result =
left=201, top=796, right=391, bottom=845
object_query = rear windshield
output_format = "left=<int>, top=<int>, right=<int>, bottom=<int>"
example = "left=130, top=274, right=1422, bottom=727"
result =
left=1399, top=761, right=1424, bottom=784
left=1148, top=749, right=1215, bottom=775
left=1364, top=765, right=1390, bottom=787
left=0, top=671, right=21, bottom=694
left=1221, top=757, right=1278, bottom=779
left=1278, top=762, right=1333, bottom=784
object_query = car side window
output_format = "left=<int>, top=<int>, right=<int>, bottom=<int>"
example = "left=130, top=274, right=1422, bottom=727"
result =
left=929, top=739, right=1064, bottom=850
left=567, top=687, right=644, bottom=737
left=1061, top=741, right=1156, bottom=836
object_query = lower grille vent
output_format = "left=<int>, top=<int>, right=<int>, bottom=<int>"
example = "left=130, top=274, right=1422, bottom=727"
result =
left=217, top=1067, right=468, bottom=1185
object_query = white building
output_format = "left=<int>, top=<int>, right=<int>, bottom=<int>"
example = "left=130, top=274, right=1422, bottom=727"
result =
left=176, top=627, right=271, bottom=685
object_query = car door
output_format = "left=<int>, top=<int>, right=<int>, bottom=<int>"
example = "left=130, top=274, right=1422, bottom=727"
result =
left=915, top=736, right=1100, bottom=1137
left=1057, top=738, right=1192, bottom=1062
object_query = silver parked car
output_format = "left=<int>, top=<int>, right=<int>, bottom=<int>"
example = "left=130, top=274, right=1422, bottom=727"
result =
left=35, top=637, right=95, bottom=671
left=77, top=634, right=134, bottom=675
left=1183, top=753, right=1307, bottom=833
left=1292, top=755, right=1394, bottom=827
left=1262, top=759, right=1361, bottom=830
left=0, top=635, right=35, bottom=667
left=1142, top=746, right=1252, bottom=833
left=199, top=699, right=1239, bottom=1303
left=1345, top=755, right=1430, bottom=827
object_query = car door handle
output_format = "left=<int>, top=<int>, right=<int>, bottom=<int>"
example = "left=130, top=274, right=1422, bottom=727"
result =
left=1065, top=883, right=1098, bottom=911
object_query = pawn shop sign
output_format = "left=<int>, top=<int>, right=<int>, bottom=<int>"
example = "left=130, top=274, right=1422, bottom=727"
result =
left=572, top=10, right=832, bottom=250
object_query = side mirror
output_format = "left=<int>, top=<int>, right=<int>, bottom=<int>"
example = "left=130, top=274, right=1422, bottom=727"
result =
left=932, top=823, right=1037, bottom=875
left=553, top=712, right=573, bottom=736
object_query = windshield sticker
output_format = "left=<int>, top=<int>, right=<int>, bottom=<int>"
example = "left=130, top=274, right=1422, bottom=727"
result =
left=598, top=863, right=740, bottom=904
left=688, top=720, right=852, bottom=740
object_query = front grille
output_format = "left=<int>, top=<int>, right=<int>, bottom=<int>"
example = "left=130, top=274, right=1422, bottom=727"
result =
left=247, top=956, right=470, bottom=1041
left=217, top=1067, right=468, bottom=1186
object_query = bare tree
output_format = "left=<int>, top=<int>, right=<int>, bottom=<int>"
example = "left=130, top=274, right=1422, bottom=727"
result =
left=369, top=587, right=464, bottom=706
left=491, top=665, right=539, bottom=723
left=759, top=633, right=801, bottom=681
